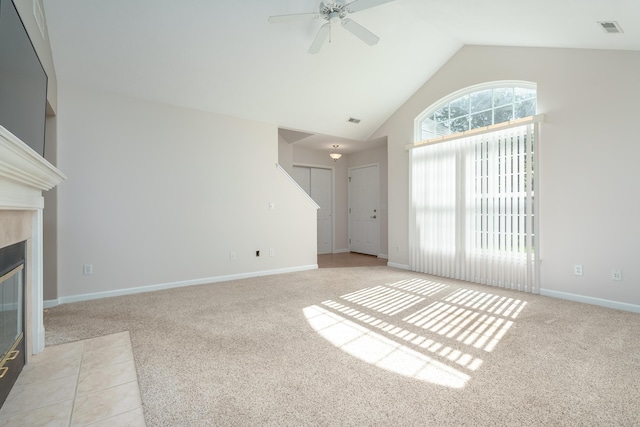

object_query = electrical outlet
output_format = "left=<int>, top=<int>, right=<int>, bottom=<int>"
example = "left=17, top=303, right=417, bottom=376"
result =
left=83, top=264, right=93, bottom=275
left=611, top=269, right=622, bottom=281
left=229, top=252, right=236, bottom=260
left=574, top=265, right=583, bottom=276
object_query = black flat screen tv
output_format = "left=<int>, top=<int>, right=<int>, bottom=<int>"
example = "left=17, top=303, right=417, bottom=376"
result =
left=0, top=0, right=48, bottom=157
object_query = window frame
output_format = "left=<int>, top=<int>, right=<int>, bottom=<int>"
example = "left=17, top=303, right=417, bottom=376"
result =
left=414, top=81, right=537, bottom=143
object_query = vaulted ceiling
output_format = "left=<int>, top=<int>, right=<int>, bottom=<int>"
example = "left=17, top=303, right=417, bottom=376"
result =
left=44, top=0, right=640, bottom=151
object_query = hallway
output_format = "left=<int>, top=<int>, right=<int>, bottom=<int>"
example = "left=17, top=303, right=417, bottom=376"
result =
left=317, top=252, right=387, bottom=268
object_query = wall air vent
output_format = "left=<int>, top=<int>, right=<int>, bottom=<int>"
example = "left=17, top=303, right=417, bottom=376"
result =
left=598, top=21, right=623, bottom=34
left=347, top=117, right=361, bottom=124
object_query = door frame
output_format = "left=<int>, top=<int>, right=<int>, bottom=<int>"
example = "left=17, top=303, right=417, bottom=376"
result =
left=293, top=163, right=336, bottom=254
left=348, top=163, right=380, bottom=257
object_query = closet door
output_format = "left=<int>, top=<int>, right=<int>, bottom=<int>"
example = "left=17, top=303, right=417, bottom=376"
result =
left=292, top=167, right=311, bottom=194
left=311, top=168, right=332, bottom=254
left=292, top=166, right=333, bottom=254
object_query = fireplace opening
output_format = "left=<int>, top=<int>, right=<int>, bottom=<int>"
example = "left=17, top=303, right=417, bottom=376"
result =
left=0, top=241, right=25, bottom=408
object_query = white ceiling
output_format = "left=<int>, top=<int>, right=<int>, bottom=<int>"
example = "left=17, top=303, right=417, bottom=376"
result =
left=43, top=0, right=640, bottom=153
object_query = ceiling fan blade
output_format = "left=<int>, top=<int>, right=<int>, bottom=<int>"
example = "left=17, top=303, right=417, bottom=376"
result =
left=268, top=12, right=320, bottom=23
left=308, top=24, right=331, bottom=54
left=345, top=0, right=395, bottom=13
left=341, top=19, right=379, bottom=46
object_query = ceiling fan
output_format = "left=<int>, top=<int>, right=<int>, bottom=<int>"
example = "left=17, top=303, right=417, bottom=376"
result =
left=268, top=0, right=395, bottom=54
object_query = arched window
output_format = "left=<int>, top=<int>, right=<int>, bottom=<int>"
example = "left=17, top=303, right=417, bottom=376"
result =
left=409, top=81, right=540, bottom=294
left=416, top=82, right=536, bottom=141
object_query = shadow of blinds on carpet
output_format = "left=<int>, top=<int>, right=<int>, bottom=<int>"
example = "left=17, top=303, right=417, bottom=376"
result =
left=303, top=278, right=527, bottom=388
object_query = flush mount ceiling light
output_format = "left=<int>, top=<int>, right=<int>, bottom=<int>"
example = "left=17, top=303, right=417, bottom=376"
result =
left=329, top=144, right=342, bottom=161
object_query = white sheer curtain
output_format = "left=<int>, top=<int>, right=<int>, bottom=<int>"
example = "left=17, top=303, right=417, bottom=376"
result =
left=409, top=121, right=539, bottom=293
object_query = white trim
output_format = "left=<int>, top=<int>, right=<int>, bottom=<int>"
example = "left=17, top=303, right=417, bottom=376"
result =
left=56, top=264, right=318, bottom=305
left=349, top=162, right=380, bottom=171
left=387, top=262, right=410, bottom=270
left=292, top=162, right=334, bottom=170
left=31, top=209, right=45, bottom=353
left=378, top=254, right=388, bottom=260
left=0, top=302, right=20, bottom=311
left=540, top=289, right=640, bottom=314
left=0, top=126, right=66, bottom=201
left=333, top=248, right=349, bottom=254
left=407, top=114, right=545, bottom=151
left=276, top=163, right=320, bottom=209
left=44, top=299, right=59, bottom=309
left=533, top=121, right=542, bottom=294
left=33, top=0, right=46, bottom=39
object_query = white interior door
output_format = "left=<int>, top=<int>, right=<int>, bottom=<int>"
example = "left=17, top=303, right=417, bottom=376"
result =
left=292, top=166, right=333, bottom=254
left=349, top=165, right=379, bottom=256
left=311, top=168, right=332, bottom=255
left=291, top=167, right=310, bottom=194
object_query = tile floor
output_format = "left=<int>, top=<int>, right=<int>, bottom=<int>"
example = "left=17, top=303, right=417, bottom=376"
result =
left=0, top=331, right=145, bottom=426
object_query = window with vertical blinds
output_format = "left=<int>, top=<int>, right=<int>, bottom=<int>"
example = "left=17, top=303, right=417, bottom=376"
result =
left=410, top=83, right=540, bottom=293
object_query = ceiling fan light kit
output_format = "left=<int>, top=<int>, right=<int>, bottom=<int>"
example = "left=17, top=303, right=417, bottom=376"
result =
left=269, top=0, right=395, bottom=54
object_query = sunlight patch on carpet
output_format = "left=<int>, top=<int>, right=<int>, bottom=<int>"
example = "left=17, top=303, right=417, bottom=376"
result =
left=303, top=305, right=471, bottom=388
left=304, top=280, right=528, bottom=388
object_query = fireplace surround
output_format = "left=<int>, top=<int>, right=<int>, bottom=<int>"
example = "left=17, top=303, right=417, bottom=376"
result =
left=0, top=126, right=65, bottom=365
left=0, top=240, right=25, bottom=406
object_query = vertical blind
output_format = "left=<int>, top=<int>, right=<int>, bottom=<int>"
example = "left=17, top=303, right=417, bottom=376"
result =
left=409, top=118, right=540, bottom=293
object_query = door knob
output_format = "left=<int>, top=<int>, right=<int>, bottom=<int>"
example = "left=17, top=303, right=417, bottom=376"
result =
left=370, top=215, right=377, bottom=219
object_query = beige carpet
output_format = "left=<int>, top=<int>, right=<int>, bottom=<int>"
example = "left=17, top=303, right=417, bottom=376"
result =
left=45, top=267, right=640, bottom=426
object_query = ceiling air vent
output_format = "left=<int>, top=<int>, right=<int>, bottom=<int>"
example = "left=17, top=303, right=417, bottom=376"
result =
left=347, top=117, right=361, bottom=124
left=598, top=21, right=623, bottom=34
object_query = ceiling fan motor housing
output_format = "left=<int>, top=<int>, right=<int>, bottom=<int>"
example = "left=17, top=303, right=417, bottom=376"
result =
left=320, top=2, right=348, bottom=21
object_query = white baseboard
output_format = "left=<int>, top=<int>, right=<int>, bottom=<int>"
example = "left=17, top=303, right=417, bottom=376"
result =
left=44, top=299, right=59, bottom=309
left=333, top=249, right=349, bottom=254
left=56, top=264, right=318, bottom=305
left=378, top=254, right=388, bottom=260
left=387, top=262, right=410, bottom=270
left=540, top=288, right=640, bottom=314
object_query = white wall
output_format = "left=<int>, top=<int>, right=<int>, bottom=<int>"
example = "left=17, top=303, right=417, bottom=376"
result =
left=373, top=46, right=640, bottom=308
left=277, top=135, right=294, bottom=175
left=56, top=85, right=317, bottom=300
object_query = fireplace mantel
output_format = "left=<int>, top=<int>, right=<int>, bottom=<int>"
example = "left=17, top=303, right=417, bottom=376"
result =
left=0, top=126, right=65, bottom=210
left=0, top=125, right=66, bottom=355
